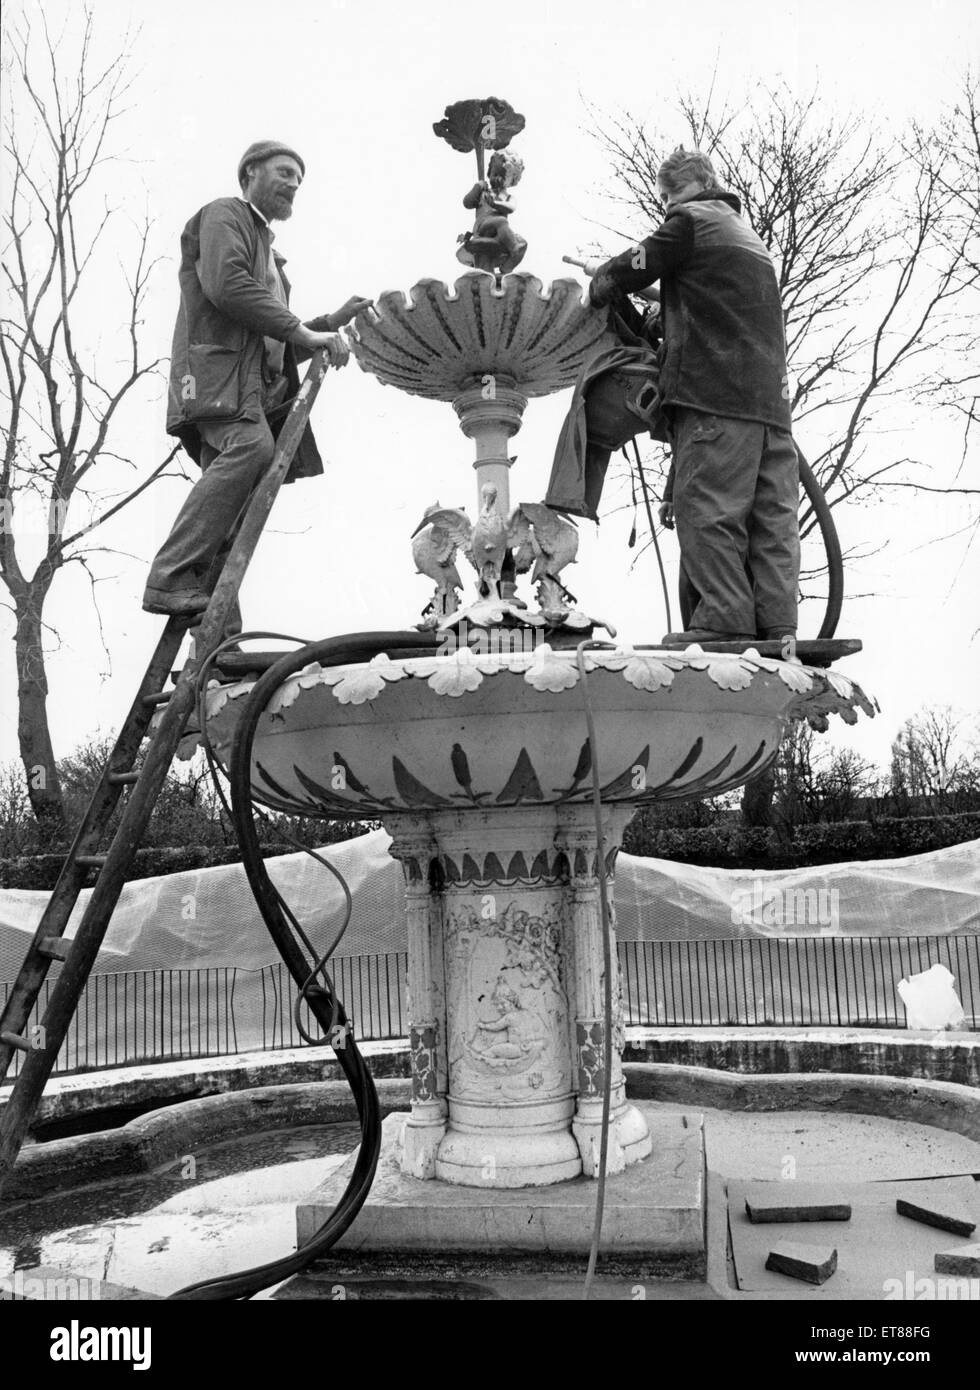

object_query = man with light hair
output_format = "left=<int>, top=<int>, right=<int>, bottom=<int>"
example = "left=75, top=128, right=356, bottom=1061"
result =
left=588, top=146, right=799, bottom=644
left=143, top=141, right=372, bottom=620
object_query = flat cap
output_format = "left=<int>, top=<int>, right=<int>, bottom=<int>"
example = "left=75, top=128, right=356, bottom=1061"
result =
left=238, top=141, right=305, bottom=187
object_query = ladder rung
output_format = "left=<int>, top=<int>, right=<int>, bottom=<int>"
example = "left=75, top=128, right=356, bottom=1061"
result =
left=108, top=771, right=140, bottom=786
left=38, top=936, right=71, bottom=962
left=142, top=690, right=174, bottom=707
left=75, top=855, right=107, bottom=869
left=1, top=1031, right=31, bottom=1053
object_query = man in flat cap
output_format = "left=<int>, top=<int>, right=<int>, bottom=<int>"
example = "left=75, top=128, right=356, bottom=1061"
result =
left=143, top=141, right=372, bottom=618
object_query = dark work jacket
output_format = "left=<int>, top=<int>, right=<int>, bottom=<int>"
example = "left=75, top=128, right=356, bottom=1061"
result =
left=591, top=191, right=792, bottom=432
left=166, top=198, right=334, bottom=482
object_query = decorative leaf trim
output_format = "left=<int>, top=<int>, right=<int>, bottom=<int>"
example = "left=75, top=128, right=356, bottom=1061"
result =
left=204, top=644, right=874, bottom=733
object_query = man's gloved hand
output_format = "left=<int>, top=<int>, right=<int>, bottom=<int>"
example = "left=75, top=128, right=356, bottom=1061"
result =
left=658, top=500, right=675, bottom=530
left=588, top=267, right=617, bottom=309
left=292, top=324, right=350, bottom=367
left=331, top=295, right=375, bottom=327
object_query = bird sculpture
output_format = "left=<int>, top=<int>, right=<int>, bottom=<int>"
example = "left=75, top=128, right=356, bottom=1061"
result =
left=413, top=483, right=510, bottom=600
left=411, top=501, right=464, bottom=625
left=508, top=502, right=578, bottom=583
left=411, top=493, right=580, bottom=623
left=508, top=502, right=579, bottom=617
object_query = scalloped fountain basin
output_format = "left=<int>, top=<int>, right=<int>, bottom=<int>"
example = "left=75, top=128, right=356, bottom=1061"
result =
left=347, top=272, right=612, bottom=402
left=205, top=645, right=873, bottom=819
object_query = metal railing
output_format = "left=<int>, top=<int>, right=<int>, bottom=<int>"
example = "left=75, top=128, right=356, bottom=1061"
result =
left=618, top=934, right=980, bottom=1029
left=1, top=936, right=976, bottom=1079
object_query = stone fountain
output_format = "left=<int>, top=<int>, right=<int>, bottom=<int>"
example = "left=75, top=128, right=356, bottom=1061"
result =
left=206, top=101, right=875, bottom=1251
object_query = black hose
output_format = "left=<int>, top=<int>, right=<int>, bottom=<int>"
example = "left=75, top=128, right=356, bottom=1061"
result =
left=796, top=447, right=843, bottom=640
left=167, top=629, right=438, bottom=1300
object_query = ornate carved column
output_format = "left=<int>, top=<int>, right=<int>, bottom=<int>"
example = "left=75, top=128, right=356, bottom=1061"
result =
left=425, top=807, right=581, bottom=1187
left=387, top=815, right=448, bottom=1179
left=557, top=805, right=652, bottom=1176
left=384, top=804, right=651, bottom=1187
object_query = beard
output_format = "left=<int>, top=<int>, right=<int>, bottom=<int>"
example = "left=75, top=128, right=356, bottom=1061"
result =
left=253, top=187, right=294, bottom=222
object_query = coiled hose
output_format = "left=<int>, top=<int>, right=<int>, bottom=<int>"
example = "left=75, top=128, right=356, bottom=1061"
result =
left=167, top=629, right=438, bottom=1300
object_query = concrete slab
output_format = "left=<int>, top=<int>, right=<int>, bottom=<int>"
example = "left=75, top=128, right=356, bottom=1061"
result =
left=730, top=1176, right=980, bottom=1299
left=658, top=1102, right=980, bottom=1182
left=296, top=1104, right=705, bottom=1270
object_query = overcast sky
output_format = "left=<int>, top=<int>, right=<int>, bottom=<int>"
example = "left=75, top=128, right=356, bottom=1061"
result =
left=2, top=0, right=978, bottom=778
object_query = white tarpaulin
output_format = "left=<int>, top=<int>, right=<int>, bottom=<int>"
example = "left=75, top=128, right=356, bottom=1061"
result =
left=2, top=832, right=978, bottom=981
left=1, top=833, right=976, bottom=1064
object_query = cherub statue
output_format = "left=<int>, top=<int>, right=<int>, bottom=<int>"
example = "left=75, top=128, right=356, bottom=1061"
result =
left=456, top=150, right=528, bottom=276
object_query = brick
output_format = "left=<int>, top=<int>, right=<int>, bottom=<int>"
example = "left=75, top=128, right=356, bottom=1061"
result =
left=896, top=1198, right=976, bottom=1238
left=746, top=1196, right=851, bottom=1224
left=934, top=1244, right=980, bottom=1278
left=765, top=1242, right=838, bottom=1285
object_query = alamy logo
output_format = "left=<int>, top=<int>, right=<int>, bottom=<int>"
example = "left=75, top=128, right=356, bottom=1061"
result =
left=49, top=1319, right=152, bottom=1371
left=0, top=1271, right=100, bottom=1301
left=883, top=1272, right=980, bottom=1301
left=730, top=879, right=840, bottom=931
left=437, top=620, right=544, bottom=657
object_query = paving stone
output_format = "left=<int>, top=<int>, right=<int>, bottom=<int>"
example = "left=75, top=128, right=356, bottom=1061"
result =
left=765, top=1242, right=838, bottom=1285
left=745, top=1194, right=851, bottom=1223
left=896, top=1198, right=976, bottom=1237
left=934, top=1243, right=980, bottom=1278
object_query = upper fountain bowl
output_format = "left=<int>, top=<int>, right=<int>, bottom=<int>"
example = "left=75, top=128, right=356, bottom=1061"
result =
left=347, top=272, right=614, bottom=400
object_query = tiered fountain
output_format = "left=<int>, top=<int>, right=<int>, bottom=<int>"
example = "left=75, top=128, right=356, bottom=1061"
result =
left=207, top=101, right=874, bottom=1252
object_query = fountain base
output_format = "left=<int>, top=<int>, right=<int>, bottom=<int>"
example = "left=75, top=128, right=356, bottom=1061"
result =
left=296, top=1107, right=705, bottom=1264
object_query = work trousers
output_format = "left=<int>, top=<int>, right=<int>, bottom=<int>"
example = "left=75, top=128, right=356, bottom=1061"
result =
left=145, top=382, right=286, bottom=634
left=670, top=408, right=800, bottom=637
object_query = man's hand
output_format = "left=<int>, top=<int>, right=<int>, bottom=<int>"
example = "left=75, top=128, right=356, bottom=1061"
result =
left=292, top=324, right=350, bottom=367
left=588, top=267, right=617, bottom=309
left=658, top=501, right=675, bottom=530
left=331, top=296, right=374, bottom=327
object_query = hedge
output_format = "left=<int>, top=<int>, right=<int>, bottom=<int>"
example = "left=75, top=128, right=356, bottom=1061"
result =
left=621, top=810, right=980, bottom=868
left=0, top=822, right=372, bottom=892
left=2, top=812, right=977, bottom=891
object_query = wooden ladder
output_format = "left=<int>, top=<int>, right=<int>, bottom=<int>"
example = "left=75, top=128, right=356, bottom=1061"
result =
left=0, top=353, right=330, bottom=1193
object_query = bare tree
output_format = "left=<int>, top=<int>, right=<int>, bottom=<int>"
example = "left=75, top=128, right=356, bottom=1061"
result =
left=889, top=705, right=980, bottom=814
left=0, top=9, right=180, bottom=834
left=907, top=72, right=980, bottom=483
left=589, top=79, right=980, bottom=592
left=749, top=722, right=882, bottom=828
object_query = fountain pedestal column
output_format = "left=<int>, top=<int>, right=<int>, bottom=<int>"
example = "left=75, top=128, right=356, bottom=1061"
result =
left=387, top=823, right=448, bottom=1180
left=386, top=805, right=651, bottom=1188
left=557, top=807, right=653, bottom=1175
left=452, top=377, right=527, bottom=518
